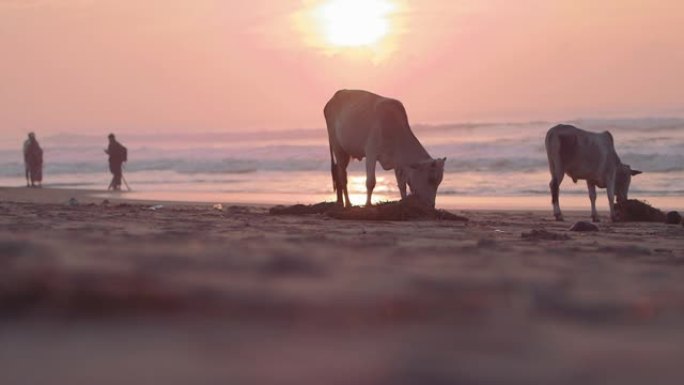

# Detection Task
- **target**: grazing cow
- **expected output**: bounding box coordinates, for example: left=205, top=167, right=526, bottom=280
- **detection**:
left=545, top=124, right=642, bottom=222
left=324, top=89, right=446, bottom=208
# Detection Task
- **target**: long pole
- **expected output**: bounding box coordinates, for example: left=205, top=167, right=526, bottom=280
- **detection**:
left=122, top=173, right=131, bottom=191
left=121, top=164, right=131, bottom=191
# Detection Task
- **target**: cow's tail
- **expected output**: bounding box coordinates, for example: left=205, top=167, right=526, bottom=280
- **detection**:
left=544, top=127, right=560, bottom=175
left=324, top=101, right=339, bottom=193
left=545, top=126, right=565, bottom=205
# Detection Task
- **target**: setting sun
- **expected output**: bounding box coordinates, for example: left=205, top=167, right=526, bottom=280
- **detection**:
left=315, top=0, right=396, bottom=47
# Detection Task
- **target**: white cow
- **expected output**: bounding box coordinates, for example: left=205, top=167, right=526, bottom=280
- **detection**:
left=545, top=124, right=642, bottom=222
left=324, top=89, right=446, bottom=208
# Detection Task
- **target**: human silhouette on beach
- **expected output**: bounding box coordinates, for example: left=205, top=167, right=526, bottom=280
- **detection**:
left=105, top=133, right=127, bottom=191
left=23, top=132, right=43, bottom=188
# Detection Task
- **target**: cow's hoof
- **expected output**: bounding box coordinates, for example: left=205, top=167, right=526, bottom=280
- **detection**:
left=554, top=215, right=564, bottom=222
left=592, top=217, right=601, bottom=223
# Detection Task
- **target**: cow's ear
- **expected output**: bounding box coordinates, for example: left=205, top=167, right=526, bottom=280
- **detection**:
left=631, top=169, right=643, bottom=176
left=432, top=157, right=446, bottom=168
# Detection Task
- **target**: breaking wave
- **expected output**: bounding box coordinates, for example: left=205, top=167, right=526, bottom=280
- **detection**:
left=1, top=118, right=683, bottom=197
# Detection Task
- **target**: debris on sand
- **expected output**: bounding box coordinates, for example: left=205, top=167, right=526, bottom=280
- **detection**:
left=665, top=211, right=682, bottom=225
left=614, top=199, right=666, bottom=222
left=569, top=221, right=599, bottom=232
left=270, top=196, right=468, bottom=222
left=521, top=229, right=570, bottom=241
left=269, top=202, right=339, bottom=216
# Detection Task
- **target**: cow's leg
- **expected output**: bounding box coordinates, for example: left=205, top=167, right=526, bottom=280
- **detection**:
left=331, top=159, right=341, bottom=204
left=25, top=167, right=30, bottom=187
left=606, top=176, right=617, bottom=222
left=333, top=166, right=343, bottom=206
left=365, top=157, right=377, bottom=207
left=331, top=148, right=351, bottom=207
left=549, top=173, right=564, bottom=221
left=395, top=168, right=407, bottom=199
left=336, top=154, right=351, bottom=208
left=343, top=186, right=350, bottom=208
left=587, top=181, right=600, bottom=222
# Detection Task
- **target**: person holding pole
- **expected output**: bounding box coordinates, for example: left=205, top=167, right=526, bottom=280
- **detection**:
left=105, top=133, right=127, bottom=191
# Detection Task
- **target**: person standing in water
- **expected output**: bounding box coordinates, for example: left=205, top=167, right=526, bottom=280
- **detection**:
left=23, top=132, right=43, bottom=187
left=105, top=133, right=127, bottom=190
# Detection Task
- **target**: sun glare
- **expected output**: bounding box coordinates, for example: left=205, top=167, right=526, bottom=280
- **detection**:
left=316, top=0, right=396, bottom=47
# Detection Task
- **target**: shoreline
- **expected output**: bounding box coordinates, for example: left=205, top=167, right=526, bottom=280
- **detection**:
left=2, top=185, right=682, bottom=213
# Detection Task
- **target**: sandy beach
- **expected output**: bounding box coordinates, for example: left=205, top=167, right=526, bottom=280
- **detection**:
left=0, top=186, right=683, bottom=384
left=4, top=0, right=684, bottom=383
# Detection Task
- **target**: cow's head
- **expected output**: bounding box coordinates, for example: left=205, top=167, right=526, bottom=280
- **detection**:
left=615, top=164, right=642, bottom=202
left=405, top=157, right=446, bottom=208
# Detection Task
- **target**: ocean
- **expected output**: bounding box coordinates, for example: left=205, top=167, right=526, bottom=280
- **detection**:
left=2, top=118, right=683, bottom=210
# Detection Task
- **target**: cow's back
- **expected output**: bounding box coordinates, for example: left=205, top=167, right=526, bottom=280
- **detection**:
left=546, top=124, right=619, bottom=183
left=325, top=90, right=386, bottom=159
left=324, top=90, right=424, bottom=166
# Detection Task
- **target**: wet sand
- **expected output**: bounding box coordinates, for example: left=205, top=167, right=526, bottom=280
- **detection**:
left=1, top=186, right=684, bottom=385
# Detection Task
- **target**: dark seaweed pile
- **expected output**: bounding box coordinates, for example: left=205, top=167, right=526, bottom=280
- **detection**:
left=614, top=199, right=666, bottom=222
left=268, top=202, right=339, bottom=216
left=270, top=196, right=468, bottom=222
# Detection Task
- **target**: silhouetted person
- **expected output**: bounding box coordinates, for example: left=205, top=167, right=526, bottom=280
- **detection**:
left=23, top=132, right=43, bottom=187
left=105, top=133, right=127, bottom=190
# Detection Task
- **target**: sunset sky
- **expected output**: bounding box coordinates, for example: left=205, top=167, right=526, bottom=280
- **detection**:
left=1, top=0, right=683, bottom=137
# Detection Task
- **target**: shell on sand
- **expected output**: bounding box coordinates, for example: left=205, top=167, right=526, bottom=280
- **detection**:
left=569, top=221, right=599, bottom=232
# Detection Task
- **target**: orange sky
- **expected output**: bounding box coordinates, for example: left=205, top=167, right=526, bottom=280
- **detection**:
left=1, top=0, right=683, bottom=137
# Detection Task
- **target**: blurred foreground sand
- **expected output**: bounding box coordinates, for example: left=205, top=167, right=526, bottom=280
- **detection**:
left=1, top=187, right=683, bottom=385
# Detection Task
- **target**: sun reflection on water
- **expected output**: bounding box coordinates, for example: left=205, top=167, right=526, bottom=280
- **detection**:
left=336, top=175, right=393, bottom=206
